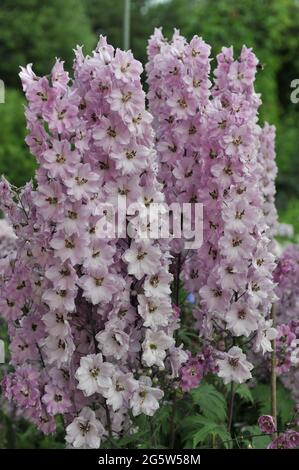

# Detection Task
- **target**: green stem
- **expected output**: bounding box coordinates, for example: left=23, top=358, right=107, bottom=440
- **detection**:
left=227, top=382, right=235, bottom=435
left=271, top=303, right=278, bottom=440
left=104, top=403, right=113, bottom=439
left=149, top=417, right=157, bottom=449
left=169, top=393, right=177, bottom=449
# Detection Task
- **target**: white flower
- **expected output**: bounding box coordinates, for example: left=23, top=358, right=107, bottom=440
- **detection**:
left=0, top=219, right=16, bottom=240
left=82, top=241, right=115, bottom=271
left=130, top=376, right=164, bottom=416
left=254, top=319, right=278, bottom=354
left=44, top=334, right=75, bottom=367
left=65, top=407, right=104, bottom=448
left=110, top=143, right=150, bottom=175
left=142, top=330, right=174, bottom=368
left=137, top=295, right=171, bottom=330
left=225, top=303, right=259, bottom=337
left=167, top=344, right=189, bottom=378
left=217, top=346, right=253, bottom=384
left=103, top=372, right=138, bottom=411
left=96, top=326, right=129, bottom=360
left=43, top=311, right=70, bottom=337
left=143, top=270, right=172, bottom=298
left=123, top=241, right=161, bottom=280
left=75, top=353, right=114, bottom=396
left=80, top=269, right=118, bottom=305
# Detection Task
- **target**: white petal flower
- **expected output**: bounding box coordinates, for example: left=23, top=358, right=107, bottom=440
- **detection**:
left=130, top=376, right=164, bottom=416
left=217, top=346, right=253, bottom=384
left=75, top=353, right=115, bottom=396
left=142, top=330, right=174, bottom=368
left=65, top=407, right=105, bottom=449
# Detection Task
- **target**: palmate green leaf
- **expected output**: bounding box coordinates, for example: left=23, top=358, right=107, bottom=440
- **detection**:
left=276, top=382, right=296, bottom=425
left=191, top=382, right=227, bottom=422
left=234, top=384, right=254, bottom=403
left=193, top=423, right=217, bottom=448
left=179, top=383, right=229, bottom=449
left=180, top=414, right=207, bottom=432
left=191, top=417, right=231, bottom=448
left=154, top=404, right=172, bottom=440
left=180, top=415, right=211, bottom=447
left=212, top=426, right=231, bottom=448
left=251, top=381, right=295, bottom=426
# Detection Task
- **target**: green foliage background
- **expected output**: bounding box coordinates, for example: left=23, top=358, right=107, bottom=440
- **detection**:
left=0, top=0, right=298, bottom=449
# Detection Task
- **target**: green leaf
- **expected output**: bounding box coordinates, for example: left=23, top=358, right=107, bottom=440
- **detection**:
left=241, top=425, right=271, bottom=449
left=252, top=381, right=295, bottom=426
left=191, top=382, right=227, bottom=422
left=192, top=419, right=231, bottom=448
left=234, top=384, right=254, bottom=403
left=193, top=423, right=217, bottom=448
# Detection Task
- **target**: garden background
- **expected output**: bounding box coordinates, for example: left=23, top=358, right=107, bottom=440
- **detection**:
left=0, top=0, right=298, bottom=448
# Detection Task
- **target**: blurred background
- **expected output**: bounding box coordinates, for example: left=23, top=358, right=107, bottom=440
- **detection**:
left=0, top=0, right=298, bottom=448
left=0, top=0, right=298, bottom=232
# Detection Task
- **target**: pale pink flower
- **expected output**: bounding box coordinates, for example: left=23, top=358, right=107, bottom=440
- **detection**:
left=64, top=163, right=99, bottom=201
left=80, top=269, right=119, bottom=305
left=65, top=407, right=105, bottom=449
left=217, top=346, right=253, bottom=384
left=75, top=354, right=114, bottom=397
left=130, top=377, right=164, bottom=417
left=123, top=241, right=162, bottom=280
left=142, top=330, right=175, bottom=368
left=96, top=326, right=130, bottom=360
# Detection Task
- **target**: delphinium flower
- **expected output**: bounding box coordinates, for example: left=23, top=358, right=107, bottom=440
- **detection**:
left=147, top=33, right=279, bottom=386
left=246, top=245, right=299, bottom=394
left=257, top=123, right=278, bottom=239
left=180, top=346, right=218, bottom=392
left=217, top=346, right=253, bottom=384
left=267, top=430, right=299, bottom=449
left=274, top=244, right=299, bottom=324
left=275, top=322, right=298, bottom=374
left=0, top=37, right=187, bottom=448
left=271, top=245, right=299, bottom=400
left=146, top=28, right=214, bottom=376
left=196, top=46, right=277, bottom=384
left=258, top=415, right=276, bottom=434
left=65, top=407, right=105, bottom=449
left=0, top=218, right=16, bottom=278
left=146, top=28, right=211, bottom=213
left=146, top=28, right=211, bottom=265
left=263, top=406, right=299, bottom=450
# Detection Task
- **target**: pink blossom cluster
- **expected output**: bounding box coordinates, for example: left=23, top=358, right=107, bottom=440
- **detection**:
left=275, top=322, right=298, bottom=375
left=268, top=430, right=299, bottom=449
left=146, top=29, right=211, bottom=294
left=146, top=31, right=278, bottom=386
left=146, top=29, right=211, bottom=216
left=146, top=29, right=217, bottom=389
left=274, top=244, right=299, bottom=323
left=180, top=346, right=218, bottom=392
left=0, top=218, right=16, bottom=276
left=258, top=414, right=299, bottom=449
left=0, top=30, right=282, bottom=446
left=257, top=123, right=278, bottom=238
left=0, top=37, right=188, bottom=448
left=195, top=46, right=277, bottom=383
left=273, top=245, right=299, bottom=400
left=147, top=31, right=279, bottom=384
left=247, top=245, right=299, bottom=395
